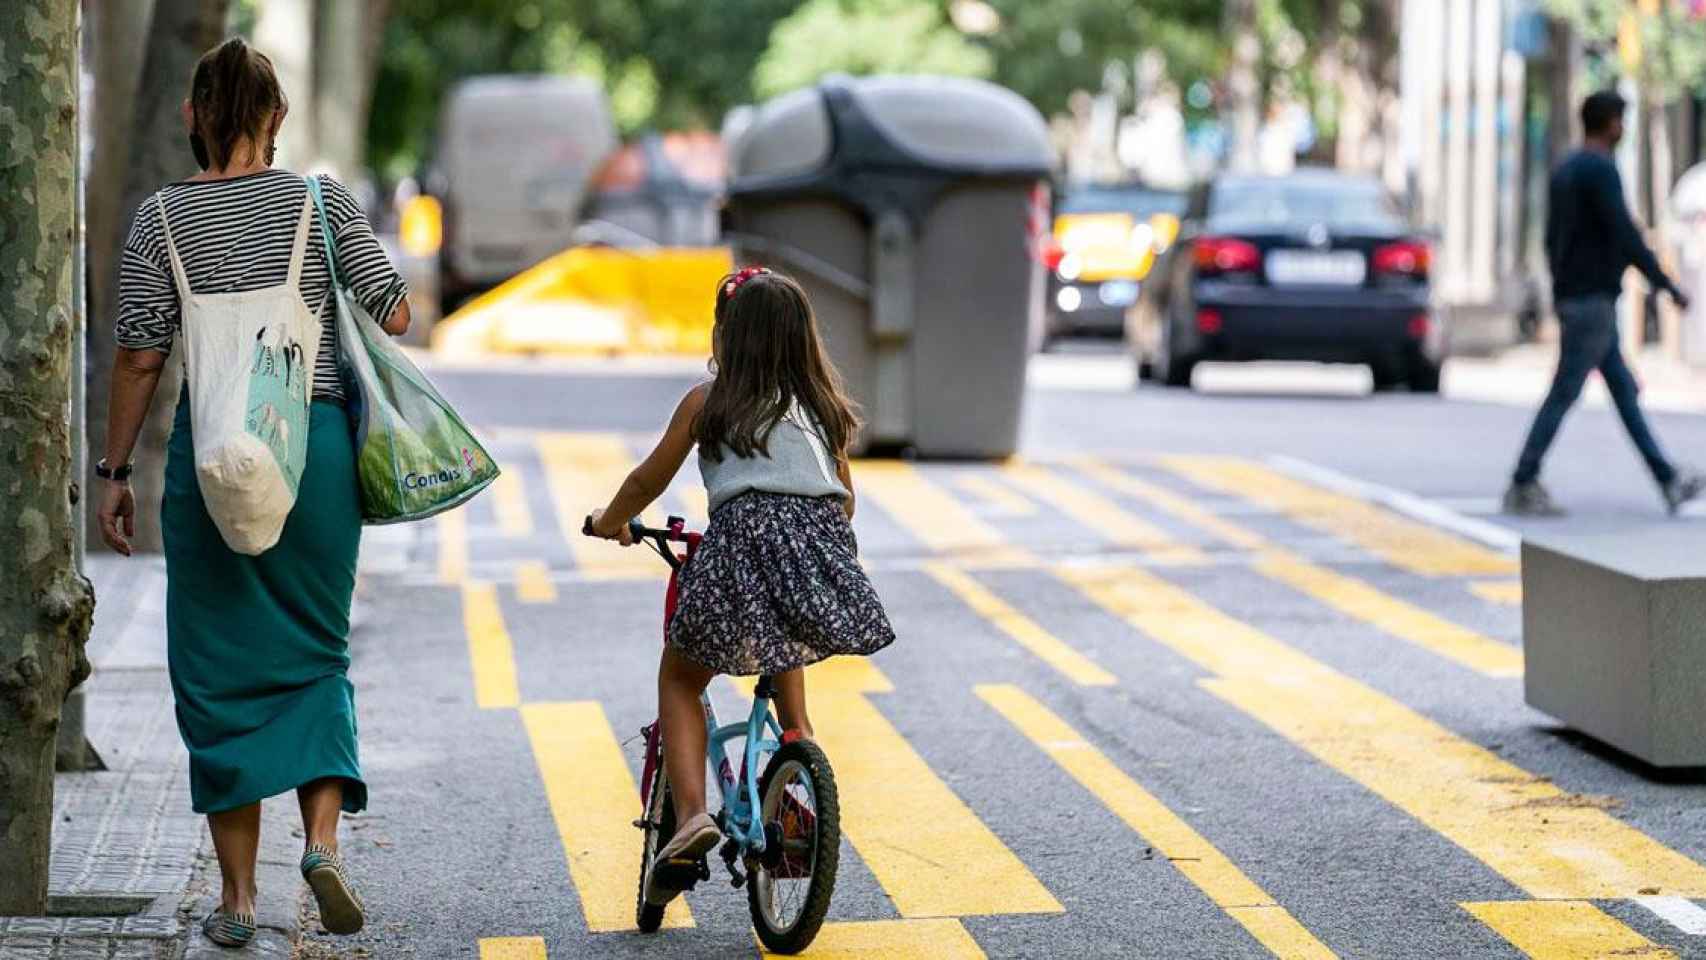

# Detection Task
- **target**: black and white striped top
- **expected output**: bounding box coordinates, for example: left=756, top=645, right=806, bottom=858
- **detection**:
left=116, top=168, right=408, bottom=403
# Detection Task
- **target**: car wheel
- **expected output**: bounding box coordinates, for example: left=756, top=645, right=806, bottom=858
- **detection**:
left=1407, top=359, right=1442, bottom=394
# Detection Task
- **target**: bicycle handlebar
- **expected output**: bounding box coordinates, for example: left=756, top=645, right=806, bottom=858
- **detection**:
left=580, top=516, right=686, bottom=543
left=581, top=514, right=693, bottom=570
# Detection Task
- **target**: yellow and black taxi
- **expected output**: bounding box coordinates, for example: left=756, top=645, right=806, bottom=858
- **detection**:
left=1040, top=183, right=1185, bottom=344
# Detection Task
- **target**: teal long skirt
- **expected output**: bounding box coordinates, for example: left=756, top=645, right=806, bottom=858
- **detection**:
left=163, top=395, right=367, bottom=815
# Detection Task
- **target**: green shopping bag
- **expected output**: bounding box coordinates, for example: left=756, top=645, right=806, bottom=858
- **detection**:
left=308, top=177, right=499, bottom=522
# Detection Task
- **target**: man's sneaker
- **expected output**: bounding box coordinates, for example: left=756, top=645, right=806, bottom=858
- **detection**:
left=1503, top=481, right=1565, bottom=517
left=644, top=813, right=720, bottom=906
left=1663, top=470, right=1706, bottom=515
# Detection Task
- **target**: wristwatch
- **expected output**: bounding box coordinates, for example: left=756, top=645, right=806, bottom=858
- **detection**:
left=95, top=458, right=134, bottom=482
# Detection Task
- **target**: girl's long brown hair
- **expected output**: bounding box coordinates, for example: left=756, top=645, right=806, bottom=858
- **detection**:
left=190, top=38, right=286, bottom=170
left=695, top=270, right=860, bottom=463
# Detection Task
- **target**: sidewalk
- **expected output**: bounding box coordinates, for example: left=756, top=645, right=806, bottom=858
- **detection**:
left=1446, top=342, right=1706, bottom=414
left=0, top=534, right=412, bottom=958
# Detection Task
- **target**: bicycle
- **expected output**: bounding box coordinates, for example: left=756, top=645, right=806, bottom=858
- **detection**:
left=582, top=515, right=841, bottom=954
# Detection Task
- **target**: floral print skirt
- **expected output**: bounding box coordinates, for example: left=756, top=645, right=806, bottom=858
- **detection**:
left=667, top=492, right=895, bottom=677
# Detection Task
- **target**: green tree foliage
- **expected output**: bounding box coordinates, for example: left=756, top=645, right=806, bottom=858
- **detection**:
left=979, top=0, right=1221, bottom=117
left=752, top=0, right=992, bottom=99
left=367, top=0, right=796, bottom=180
left=1544, top=0, right=1706, bottom=96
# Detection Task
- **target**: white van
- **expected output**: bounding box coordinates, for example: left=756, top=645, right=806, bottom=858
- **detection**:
left=435, top=75, right=616, bottom=304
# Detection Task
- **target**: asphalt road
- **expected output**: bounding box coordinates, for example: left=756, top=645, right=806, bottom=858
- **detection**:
left=298, top=348, right=1706, bottom=959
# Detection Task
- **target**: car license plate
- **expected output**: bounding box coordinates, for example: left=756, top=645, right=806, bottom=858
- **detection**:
left=1265, top=250, right=1366, bottom=286
left=1099, top=280, right=1139, bottom=306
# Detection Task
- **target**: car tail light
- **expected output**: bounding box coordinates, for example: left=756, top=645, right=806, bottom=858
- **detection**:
left=1040, top=237, right=1066, bottom=272
left=1196, top=309, right=1224, bottom=335
left=1407, top=313, right=1431, bottom=339
left=1194, top=237, right=1261, bottom=275
left=1373, top=241, right=1431, bottom=278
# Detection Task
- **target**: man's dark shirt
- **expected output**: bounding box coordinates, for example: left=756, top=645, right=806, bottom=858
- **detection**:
left=1546, top=148, right=1674, bottom=302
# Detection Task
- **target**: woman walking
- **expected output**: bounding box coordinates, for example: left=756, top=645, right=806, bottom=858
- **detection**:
left=97, top=38, right=410, bottom=947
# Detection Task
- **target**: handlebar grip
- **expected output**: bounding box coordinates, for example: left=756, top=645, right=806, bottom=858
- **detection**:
left=582, top=516, right=652, bottom=541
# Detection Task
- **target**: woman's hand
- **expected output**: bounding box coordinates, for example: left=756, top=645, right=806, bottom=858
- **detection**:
left=99, top=480, right=137, bottom=556
left=588, top=508, right=635, bottom=546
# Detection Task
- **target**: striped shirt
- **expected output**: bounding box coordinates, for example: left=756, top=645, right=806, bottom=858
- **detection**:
left=116, top=168, right=408, bottom=403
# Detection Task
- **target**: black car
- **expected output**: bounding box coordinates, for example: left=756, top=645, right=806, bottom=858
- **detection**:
left=1129, top=169, right=1442, bottom=392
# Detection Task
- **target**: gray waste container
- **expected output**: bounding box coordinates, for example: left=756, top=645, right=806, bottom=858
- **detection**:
left=724, top=75, right=1054, bottom=458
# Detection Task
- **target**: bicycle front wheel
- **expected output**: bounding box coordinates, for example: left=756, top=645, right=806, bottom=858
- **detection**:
left=748, top=739, right=840, bottom=954
left=636, top=757, right=676, bottom=933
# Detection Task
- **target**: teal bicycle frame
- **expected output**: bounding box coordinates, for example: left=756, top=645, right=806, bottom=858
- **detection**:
left=704, top=676, right=785, bottom=856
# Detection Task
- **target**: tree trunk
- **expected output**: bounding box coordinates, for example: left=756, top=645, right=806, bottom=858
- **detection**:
left=83, top=0, right=157, bottom=552
left=256, top=0, right=316, bottom=170
left=314, top=0, right=389, bottom=181
left=0, top=0, right=98, bottom=916
left=116, top=0, right=227, bottom=554
left=1224, top=0, right=1262, bottom=172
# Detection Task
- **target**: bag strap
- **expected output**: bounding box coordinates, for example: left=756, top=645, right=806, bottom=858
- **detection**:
left=304, top=175, right=345, bottom=288
left=153, top=196, right=194, bottom=302
left=286, top=188, right=315, bottom=291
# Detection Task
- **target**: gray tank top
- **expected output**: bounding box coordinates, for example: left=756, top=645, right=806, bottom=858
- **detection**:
left=700, top=399, right=849, bottom=515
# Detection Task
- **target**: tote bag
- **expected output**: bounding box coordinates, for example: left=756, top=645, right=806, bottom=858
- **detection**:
left=306, top=177, right=499, bottom=522
left=163, top=190, right=320, bottom=554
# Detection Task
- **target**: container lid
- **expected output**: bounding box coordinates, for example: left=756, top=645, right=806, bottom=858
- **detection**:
left=733, top=74, right=1050, bottom=183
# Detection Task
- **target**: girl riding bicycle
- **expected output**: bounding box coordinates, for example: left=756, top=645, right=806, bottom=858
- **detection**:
left=588, top=267, right=895, bottom=907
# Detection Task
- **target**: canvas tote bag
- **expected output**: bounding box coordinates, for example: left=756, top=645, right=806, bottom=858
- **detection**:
left=306, top=176, right=498, bottom=522
left=159, top=185, right=321, bottom=554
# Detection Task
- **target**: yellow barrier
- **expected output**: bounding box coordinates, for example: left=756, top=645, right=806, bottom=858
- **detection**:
left=432, top=246, right=734, bottom=358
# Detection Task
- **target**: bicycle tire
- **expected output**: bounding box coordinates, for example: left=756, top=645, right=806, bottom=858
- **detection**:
left=748, top=739, right=840, bottom=954
left=635, top=759, right=676, bottom=933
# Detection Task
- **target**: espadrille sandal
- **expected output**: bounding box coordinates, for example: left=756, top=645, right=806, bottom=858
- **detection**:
left=300, top=843, right=366, bottom=934
left=201, top=910, right=257, bottom=947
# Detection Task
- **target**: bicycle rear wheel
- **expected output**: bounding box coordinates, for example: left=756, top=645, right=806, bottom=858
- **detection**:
left=636, top=757, right=676, bottom=933
left=748, top=739, right=839, bottom=954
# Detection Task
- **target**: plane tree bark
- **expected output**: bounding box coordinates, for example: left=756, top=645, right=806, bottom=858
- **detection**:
left=0, top=0, right=98, bottom=916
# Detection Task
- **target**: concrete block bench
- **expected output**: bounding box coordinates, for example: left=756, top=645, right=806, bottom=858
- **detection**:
left=1523, top=527, right=1706, bottom=768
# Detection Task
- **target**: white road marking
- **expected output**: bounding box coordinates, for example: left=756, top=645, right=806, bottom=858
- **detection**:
left=1635, top=895, right=1706, bottom=935
left=1265, top=455, right=1522, bottom=554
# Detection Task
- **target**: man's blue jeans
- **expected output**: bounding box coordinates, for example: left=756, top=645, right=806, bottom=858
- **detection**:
left=1513, top=294, right=1675, bottom=486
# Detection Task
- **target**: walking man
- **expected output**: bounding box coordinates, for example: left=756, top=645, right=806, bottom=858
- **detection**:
left=1505, top=91, right=1700, bottom=516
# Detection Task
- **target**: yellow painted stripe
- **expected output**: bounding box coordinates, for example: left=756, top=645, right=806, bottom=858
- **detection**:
left=535, top=433, right=665, bottom=580
left=1462, top=901, right=1679, bottom=959
left=853, top=460, right=1036, bottom=568
left=1073, top=458, right=1266, bottom=551
left=514, top=561, right=558, bottom=604
left=979, top=685, right=1336, bottom=960
left=954, top=473, right=1037, bottom=516
left=490, top=469, right=534, bottom=537
left=1058, top=563, right=1706, bottom=899
left=462, top=581, right=519, bottom=709
left=924, top=563, right=1116, bottom=686
left=478, top=936, right=547, bottom=960
left=437, top=504, right=469, bottom=585
left=1160, top=456, right=1517, bottom=576
left=675, top=484, right=710, bottom=527
left=1254, top=554, right=1524, bottom=678
left=1471, top=579, right=1523, bottom=606
left=1001, top=462, right=1206, bottom=564
left=810, top=668, right=1062, bottom=917
left=520, top=702, right=693, bottom=932
left=1078, top=459, right=1523, bottom=678
left=760, top=919, right=987, bottom=958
